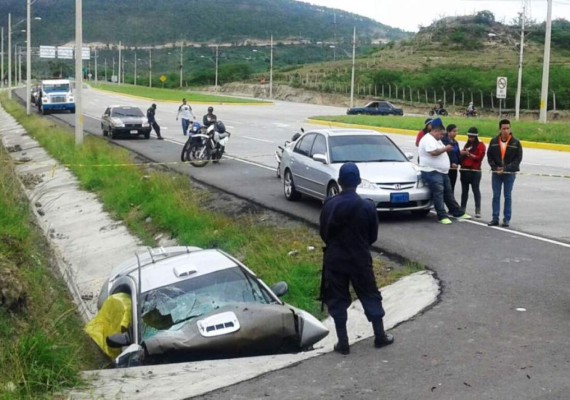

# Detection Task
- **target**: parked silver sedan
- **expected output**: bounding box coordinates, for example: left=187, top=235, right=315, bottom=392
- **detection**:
left=279, top=129, right=432, bottom=214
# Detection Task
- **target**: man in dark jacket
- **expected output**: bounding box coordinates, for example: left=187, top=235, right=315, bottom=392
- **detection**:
left=487, top=119, right=523, bottom=227
left=203, top=106, right=217, bottom=127
left=319, top=163, right=394, bottom=355
left=146, top=104, right=163, bottom=140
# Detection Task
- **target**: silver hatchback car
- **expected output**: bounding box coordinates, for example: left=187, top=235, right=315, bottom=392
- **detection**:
left=279, top=129, right=432, bottom=214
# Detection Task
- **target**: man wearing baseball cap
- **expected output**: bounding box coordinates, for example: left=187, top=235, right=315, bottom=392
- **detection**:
left=418, top=118, right=471, bottom=224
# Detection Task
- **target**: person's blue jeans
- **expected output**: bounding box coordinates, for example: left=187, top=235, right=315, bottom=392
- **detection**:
left=491, top=173, right=516, bottom=223
left=421, top=170, right=463, bottom=220
left=181, top=118, right=190, bottom=136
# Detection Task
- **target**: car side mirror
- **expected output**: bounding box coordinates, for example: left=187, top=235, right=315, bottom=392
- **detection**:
left=405, top=152, right=414, bottom=161
left=312, top=154, right=327, bottom=164
left=271, top=281, right=288, bottom=297
left=106, top=332, right=131, bottom=348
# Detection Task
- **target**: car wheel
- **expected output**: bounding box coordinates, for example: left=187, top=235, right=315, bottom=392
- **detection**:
left=102, top=125, right=108, bottom=137
left=284, top=169, right=301, bottom=201
left=144, top=131, right=150, bottom=139
left=111, top=129, right=118, bottom=139
left=327, top=182, right=340, bottom=198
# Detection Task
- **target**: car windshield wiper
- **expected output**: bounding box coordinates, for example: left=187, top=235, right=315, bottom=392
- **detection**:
left=365, top=159, right=404, bottom=162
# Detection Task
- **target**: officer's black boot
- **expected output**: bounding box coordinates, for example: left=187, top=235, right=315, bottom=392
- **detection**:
left=333, top=319, right=350, bottom=355
left=372, top=319, right=394, bottom=348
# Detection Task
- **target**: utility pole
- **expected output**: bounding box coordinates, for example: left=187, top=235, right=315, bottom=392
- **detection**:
left=149, top=48, right=152, bottom=88
left=350, top=27, right=356, bottom=108
left=515, top=1, right=527, bottom=121
left=539, top=0, right=553, bottom=123
left=215, top=44, right=219, bottom=89
left=134, top=51, right=137, bottom=86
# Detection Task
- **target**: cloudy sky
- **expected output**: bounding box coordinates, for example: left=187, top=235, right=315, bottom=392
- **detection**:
left=299, top=0, right=570, bottom=31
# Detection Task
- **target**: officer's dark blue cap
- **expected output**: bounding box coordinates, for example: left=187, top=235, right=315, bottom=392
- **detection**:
left=338, top=162, right=361, bottom=188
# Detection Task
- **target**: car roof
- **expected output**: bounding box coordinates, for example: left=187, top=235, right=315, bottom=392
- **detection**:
left=108, top=105, right=142, bottom=109
left=305, top=128, right=386, bottom=138
left=42, top=79, right=70, bottom=84
left=114, top=248, right=244, bottom=293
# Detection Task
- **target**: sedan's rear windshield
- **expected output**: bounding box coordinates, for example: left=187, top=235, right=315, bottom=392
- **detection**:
left=140, top=267, right=276, bottom=338
left=329, top=135, right=407, bottom=163
left=111, top=107, right=144, bottom=117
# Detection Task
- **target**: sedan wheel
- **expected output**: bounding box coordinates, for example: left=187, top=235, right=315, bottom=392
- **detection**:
left=284, top=170, right=301, bottom=201
left=327, top=182, right=340, bottom=198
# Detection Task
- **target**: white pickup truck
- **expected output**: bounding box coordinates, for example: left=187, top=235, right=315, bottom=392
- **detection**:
left=36, top=79, right=76, bottom=115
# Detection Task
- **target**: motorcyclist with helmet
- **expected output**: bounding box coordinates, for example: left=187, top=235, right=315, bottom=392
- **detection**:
left=203, top=106, right=217, bottom=127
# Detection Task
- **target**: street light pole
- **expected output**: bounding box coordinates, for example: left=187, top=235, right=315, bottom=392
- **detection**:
left=515, top=1, right=526, bottom=121
left=350, top=27, right=356, bottom=108
left=75, top=0, right=84, bottom=146
left=215, top=44, right=219, bottom=89
left=149, top=48, right=152, bottom=88
left=134, top=52, right=137, bottom=86
left=118, top=41, right=121, bottom=85
left=8, top=13, right=12, bottom=99
left=539, top=0, right=553, bottom=123
left=26, top=0, right=32, bottom=115
left=94, top=48, right=97, bottom=83
left=1, top=27, right=4, bottom=88
left=180, top=42, right=183, bottom=88
left=269, top=35, right=273, bottom=99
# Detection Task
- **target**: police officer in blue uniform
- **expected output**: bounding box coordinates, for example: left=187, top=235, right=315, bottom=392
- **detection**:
left=319, top=162, right=394, bottom=355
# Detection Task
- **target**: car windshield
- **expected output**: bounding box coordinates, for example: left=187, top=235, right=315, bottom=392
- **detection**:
left=111, top=107, right=144, bottom=117
left=43, top=84, right=69, bottom=93
left=140, top=266, right=276, bottom=339
left=329, top=135, right=407, bottom=163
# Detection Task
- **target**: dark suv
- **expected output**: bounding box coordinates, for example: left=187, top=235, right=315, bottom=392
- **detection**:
left=101, top=105, right=151, bottom=139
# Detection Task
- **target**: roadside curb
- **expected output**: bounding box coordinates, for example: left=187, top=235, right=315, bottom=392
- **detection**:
left=307, top=118, right=570, bottom=153
left=89, top=86, right=273, bottom=106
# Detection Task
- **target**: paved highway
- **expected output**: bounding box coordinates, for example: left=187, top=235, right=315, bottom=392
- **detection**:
left=17, top=87, right=570, bottom=399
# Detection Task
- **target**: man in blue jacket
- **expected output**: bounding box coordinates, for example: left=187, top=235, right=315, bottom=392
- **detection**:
left=319, top=163, right=394, bottom=355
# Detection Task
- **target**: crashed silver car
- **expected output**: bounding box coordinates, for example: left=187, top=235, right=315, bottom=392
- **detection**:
left=93, top=246, right=329, bottom=367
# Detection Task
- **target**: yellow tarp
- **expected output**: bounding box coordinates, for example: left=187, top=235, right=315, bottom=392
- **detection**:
left=85, top=293, right=132, bottom=359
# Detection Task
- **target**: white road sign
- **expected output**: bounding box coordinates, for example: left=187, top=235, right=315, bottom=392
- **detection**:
left=39, top=45, right=56, bottom=59
left=82, top=47, right=91, bottom=60
left=496, top=76, right=507, bottom=99
left=58, top=47, right=74, bottom=59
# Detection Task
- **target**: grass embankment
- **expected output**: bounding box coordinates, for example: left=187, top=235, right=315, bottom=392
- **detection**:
left=91, top=83, right=268, bottom=104
left=0, top=95, right=423, bottom=391
left=312, top=115, right=570, bottom=145
left=0, top=123, right=106, bottom=398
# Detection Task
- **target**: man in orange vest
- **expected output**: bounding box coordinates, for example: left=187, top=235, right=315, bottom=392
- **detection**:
left=486, top=119, right=523, bottom=227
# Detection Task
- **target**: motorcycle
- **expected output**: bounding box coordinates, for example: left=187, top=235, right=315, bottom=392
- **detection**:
left=181, top=122, right=203, bottom=162
left=184, top=121, right=230, bottom=168
left=275, top=128, right=303, bottom=178
left=429, top=107, right=448, bottom=117
left=465, top=109, right=478, bottom=117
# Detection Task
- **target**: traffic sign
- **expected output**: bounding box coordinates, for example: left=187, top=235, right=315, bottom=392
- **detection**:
left=160, top=75, right=167, bottom=83
left=496, top=76, right=507, bottom=99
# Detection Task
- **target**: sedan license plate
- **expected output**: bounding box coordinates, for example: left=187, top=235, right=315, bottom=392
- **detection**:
left=390, top=192, right=409, bottom=204
left=130, top=130, right=138, bottom=134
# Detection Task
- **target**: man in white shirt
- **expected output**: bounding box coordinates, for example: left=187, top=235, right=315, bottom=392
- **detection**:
left=176, top=98, right=196, bottom=136
left=418, top=118, right=471, bottom=225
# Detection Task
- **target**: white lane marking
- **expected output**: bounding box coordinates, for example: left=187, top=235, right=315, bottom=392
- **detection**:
left=463, top=218, right=570, bottom=248
left=273, top=123, right=290, bottom=128
left=223, top=154, right=275, bottom=171
left=242, top=136, right=275, bottom=144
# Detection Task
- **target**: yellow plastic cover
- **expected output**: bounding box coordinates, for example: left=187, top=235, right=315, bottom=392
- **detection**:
left=84, top=293, right=132, bottom=359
